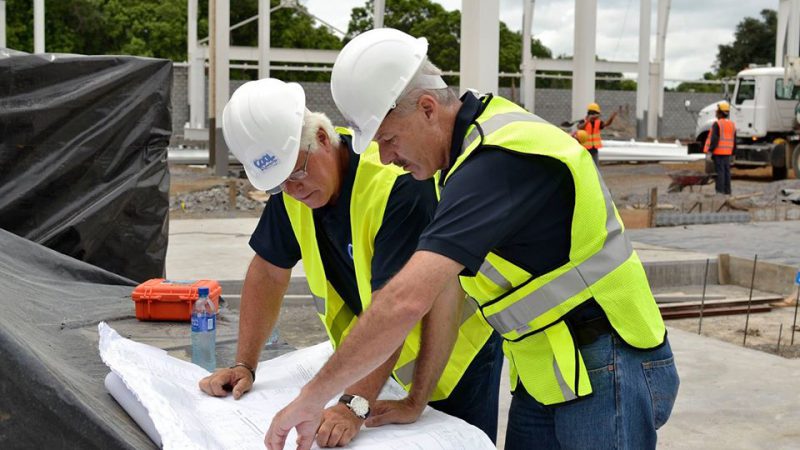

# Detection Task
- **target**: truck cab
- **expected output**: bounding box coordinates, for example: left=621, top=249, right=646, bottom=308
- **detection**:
left=731, top=67, right=798, bottom=138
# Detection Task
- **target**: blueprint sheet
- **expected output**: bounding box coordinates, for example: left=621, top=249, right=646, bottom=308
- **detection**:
left=98, top=322, right=494, bottom=449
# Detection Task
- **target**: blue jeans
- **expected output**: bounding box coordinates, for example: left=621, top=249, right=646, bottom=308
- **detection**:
left=713, top=155, right=732, bottom=194
left=429, top=331, right=504, bottom=443
left=505, top=332, right=679, bottom=450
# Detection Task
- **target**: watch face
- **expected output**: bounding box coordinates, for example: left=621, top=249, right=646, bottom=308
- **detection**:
left=350, top=396, right=370, bottom=417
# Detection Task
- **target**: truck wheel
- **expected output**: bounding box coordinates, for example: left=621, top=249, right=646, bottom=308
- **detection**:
left=771, top=143, right=788, bottom=180
left=794, top=144, right=800, bottom=180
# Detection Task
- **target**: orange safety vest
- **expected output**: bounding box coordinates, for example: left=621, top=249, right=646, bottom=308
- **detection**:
left=703, top=118, right=735, bottom=156
left=582, top=118, right=602, bottom=150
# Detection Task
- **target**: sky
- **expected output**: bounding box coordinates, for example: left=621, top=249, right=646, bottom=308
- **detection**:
left=303, top=0, right=771, bottom=81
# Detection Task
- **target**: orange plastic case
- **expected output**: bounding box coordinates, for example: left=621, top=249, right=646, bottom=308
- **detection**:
left=131, top=279, right=221, bottom=321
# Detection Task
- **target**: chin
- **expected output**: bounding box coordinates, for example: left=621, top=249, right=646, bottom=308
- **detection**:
left=410, top=167, right=435, bottom=181
left=303, top=193, right=327, bottom=209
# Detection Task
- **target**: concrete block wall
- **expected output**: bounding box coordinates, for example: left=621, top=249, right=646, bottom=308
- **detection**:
left=169, top=68, right=726, bottom=145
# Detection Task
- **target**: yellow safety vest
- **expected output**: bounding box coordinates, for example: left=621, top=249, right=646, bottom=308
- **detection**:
left=284, top=128, right=493, bottom=401
left=441, top=97, right=665, bottom=405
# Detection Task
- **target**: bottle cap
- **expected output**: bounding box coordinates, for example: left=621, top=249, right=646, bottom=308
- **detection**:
left=198, top=287, right=210, bottom=297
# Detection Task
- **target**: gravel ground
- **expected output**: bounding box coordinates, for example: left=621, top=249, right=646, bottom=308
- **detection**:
left=168, top=160, right=800, bottom=220
left=169, top=164, right=265, bottom=219
left=601, top=161, right=800, bottom=215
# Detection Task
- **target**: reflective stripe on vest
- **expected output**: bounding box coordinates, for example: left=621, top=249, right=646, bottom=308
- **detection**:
left=285, top=130, right=493, bottom=401
left=312, top=294, right=355, bottom=342
left=703, top=118, right=736, bottom=155
left=445, top=96, right=665, bottom=405
left=583, top=119, right=602, bottom=149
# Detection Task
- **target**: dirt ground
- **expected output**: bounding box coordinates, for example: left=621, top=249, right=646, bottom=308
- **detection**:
left=168, top=160, right=800, bottom=360
left=668, top=304, right=800, bottom=358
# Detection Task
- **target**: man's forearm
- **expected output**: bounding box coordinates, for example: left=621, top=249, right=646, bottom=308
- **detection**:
left=342, top=346, right=403, bottom=403
left=408, top=278, right=464, bottom=405
left=301, top=251, right=463, bottom=405
left=236, top=255, right=290, bottom=368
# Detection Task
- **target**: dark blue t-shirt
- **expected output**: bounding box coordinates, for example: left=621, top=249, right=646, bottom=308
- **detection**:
left=249, top=135, right=437, bottom=316
left=417, top=93, right=576, bottom=279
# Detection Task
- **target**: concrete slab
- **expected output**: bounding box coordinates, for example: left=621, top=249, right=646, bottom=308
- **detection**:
left=166, top=218, right=306, bottom=293
left=658, top=327, right=800, bottom=449
left=628, top=221, right=800, bottom=268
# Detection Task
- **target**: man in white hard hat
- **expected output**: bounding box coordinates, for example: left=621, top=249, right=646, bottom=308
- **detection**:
left=267, top=29, right=679, bottom=450
left=198, top=78, right=503, bottom=447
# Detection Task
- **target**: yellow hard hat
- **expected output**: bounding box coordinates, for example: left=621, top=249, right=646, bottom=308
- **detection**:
left=575, top=129, right=589, bottom=144
left=587, top=102, right=601, bottom=113
left=717, top=101, right=730, bottom=113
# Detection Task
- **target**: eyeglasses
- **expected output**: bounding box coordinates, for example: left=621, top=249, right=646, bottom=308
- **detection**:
left=266, top=146, right=311, bottom=195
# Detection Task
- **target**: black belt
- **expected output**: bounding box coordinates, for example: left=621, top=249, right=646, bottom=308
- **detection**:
left=571, top=314, right=612, bottom=346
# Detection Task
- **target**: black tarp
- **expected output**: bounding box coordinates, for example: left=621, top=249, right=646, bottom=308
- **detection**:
left=0, top=53, right=171, bottom=282
left=0, top=228, right=291, bottom=448
left=0, top=228, right=152, bottom=449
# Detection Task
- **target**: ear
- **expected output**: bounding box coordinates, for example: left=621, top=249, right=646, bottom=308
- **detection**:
left=317, top=127, right=330, bottom=150
left=418, top=94, right=437, bottom=120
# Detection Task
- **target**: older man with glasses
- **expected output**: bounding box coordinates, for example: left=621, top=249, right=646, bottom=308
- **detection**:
left=198, top=78, right=502, bottom=447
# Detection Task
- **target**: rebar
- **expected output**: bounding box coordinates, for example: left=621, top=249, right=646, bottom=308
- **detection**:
left=792, top=284, right=800, bottom=346
left=777, top=323, right=783, bottom=354
left=743, top=255, right=758, bottom=347
left=698, top=258, right=710, bottom=335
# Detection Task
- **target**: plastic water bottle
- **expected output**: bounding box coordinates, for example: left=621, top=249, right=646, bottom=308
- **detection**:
left=191, top=287, right=216, bottom=371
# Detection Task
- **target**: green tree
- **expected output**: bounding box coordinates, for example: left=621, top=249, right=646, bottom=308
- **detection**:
left=675, top=72, right=727, bottom=94
left=346, top=0, right=551, bottom=86
left=715, top=9, right=776, bottom=77
left=224, top=0, right=343, bottom=81
left=6, top=0, right=186, bottom=60
left=5, top=0, right=342, bottom=81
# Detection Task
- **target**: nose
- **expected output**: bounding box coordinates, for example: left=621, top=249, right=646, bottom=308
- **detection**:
left=378, top=145, right=394, bottom=166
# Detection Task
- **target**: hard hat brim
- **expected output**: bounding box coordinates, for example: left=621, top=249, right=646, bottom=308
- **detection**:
left=351, top=119, right=379, bottom=155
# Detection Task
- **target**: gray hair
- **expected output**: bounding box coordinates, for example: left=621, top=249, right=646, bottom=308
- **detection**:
left=393, top=59, right=459, bottom=116
left=300, top=110, right=341, bottom=152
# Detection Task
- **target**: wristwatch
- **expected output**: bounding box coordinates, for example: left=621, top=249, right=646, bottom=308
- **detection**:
left=338, top=394, right=370, bottom=419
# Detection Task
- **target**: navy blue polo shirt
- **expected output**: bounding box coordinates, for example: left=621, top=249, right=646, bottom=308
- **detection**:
left=250, top=134, right=437, bottom=316
left=417, top=92, right=576, bottom=279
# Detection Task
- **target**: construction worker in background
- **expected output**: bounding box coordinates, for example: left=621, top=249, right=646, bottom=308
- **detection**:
left=576, top=102, right=617, bottom=165
left=198, top=78, right=502, bottom=447
left=703, top=101, right=736, bottom=195
left=267, top=28, right=679, bottom=450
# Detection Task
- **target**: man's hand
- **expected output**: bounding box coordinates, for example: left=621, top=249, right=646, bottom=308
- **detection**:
left=365, top=397, right=425, bottom=428
left=198, top=366, right=253, bottom=400
left=315, top=403, right=364, bottom=447
left=265, top=393, right=323, bottom=450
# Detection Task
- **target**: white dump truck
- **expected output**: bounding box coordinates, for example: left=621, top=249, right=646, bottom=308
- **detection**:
left=692, top=65, right=800, bottom=180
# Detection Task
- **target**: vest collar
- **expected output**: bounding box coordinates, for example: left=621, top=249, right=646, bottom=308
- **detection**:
left=315, top=134, right=359, bottom=213
left=442, top=91, right=489, bottom=186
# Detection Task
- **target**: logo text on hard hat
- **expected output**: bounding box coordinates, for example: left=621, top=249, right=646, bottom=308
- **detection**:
left=253, top=153, right=279, bottom=171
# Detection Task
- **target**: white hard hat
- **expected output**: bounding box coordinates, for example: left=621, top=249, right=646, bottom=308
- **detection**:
left=330, top=28, right=429, bottom=154
left=222, top=78, right=305, bottom=192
